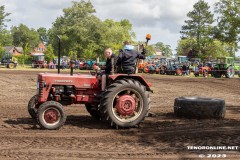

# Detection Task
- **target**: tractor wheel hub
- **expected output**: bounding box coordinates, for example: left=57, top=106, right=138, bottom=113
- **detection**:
left=44, top=109, right=59, bottom=124
left=116, top=95, right=136, bottom=116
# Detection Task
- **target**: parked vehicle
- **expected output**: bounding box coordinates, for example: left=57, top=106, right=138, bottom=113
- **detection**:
left=165, top=60, right=182, bottom=76
left=80, top=59, right=96, bottom=70
left=32, top=54, right=47, bottom=68
left=212, top=57, right=235, bottom=78
left=194, top=62, right=213, bottom=77
left=0, top=53, right=18, bottom=69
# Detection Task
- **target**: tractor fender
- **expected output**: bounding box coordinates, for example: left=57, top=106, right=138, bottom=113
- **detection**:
left=108, top=74, right=152, bottom=92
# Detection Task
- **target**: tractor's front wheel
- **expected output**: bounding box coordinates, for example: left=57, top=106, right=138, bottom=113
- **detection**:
left=37, top=101, right=66, bottom=130
left=8, top=63, right=15, bottom=69
left=85, top=104, right=101, bottom=120
left=100, top=79, right=150, bottom=128
left=28, top=95, right=39, bottom=119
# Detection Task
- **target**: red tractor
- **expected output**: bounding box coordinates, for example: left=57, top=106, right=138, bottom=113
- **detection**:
left=28, top=36, right=152, bottom=130
left=194, top=62, right=213, bottom=77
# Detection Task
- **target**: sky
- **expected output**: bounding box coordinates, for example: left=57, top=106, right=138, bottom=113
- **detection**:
left=1, top=0, right=238, bottom=55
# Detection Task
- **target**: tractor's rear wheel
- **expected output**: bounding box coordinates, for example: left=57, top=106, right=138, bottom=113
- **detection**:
left=37, top=101, right=66, bottom=130
left=85, top=104, right=101, bottom=120
left=100, top=79, right=150, bottom=128
left=226, top=66, right=235, bottom=78
left=213, top=69, right=221, bottom=78
left=28, top=95, right=39, bottom=119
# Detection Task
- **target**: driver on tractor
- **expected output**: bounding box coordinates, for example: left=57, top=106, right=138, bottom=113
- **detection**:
left=94, top=48, right=117, bottom=92
left=117, top=41, right=146, bottom=74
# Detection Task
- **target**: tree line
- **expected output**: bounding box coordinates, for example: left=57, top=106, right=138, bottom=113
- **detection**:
left=0, top=0, right=239, bottom=62
left=178, top=0, right=239, bottom=59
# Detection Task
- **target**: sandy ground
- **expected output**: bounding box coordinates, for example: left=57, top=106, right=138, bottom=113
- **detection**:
left=0, top=70, right=240, bottom=159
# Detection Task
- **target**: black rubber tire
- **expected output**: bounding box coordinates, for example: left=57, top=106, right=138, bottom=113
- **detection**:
left=212, top=69, right=222, bottom=78
left=37, top=101, right=66, bottom=130
left=100, top=79, right=150, bottom=128
left=174, top=97, right=225, bottom=119
left=28, top=95, right=39, bottom=119
left=226, top=66, right=235, bottom=78
left=85, top=104, right=101, bottom=120
left=194, top=72, right=199, bottom=77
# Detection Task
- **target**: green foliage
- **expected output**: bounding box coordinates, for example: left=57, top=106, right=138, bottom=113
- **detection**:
left=0, top=45, right=6, bottom=59
left=176, top=38, right=198, bottom=56
left=145, top=45, right=156, bottom=56
left=0, top=29, right=12, bottom=46
left=11, top=24, right=40, bottom=50
left=100, top=19, right=135, bottom=52
left=48, top=1, right=135, bottom=59
left=214, top=0, right=240, bottom=56
left=202, top=40, right=230, bottom=59
left=13, top=55, right=32, bottom=65
left=181, top=0, right=214, bottom=54
left=37, top=27, right=49, bottom=44
left=0, top=5, right=10, bottom=31
left=176, top=38, right=230, bottom=59
left=44, top=44, right=55, bottom=63
left=0, top=5, right=12, bottom=46
left=69, top=50, right=78, bottom=60
left=155, top=42, right=173, bottom=57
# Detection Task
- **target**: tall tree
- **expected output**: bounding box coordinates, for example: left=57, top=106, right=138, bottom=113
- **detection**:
left=180, top=0, right=214, bottom=55
left=11, top=24, right=40, bottom=50
left=37, top=27, right=49, bottom=44
left=214, top=0, right=240, bottom=56
left=0, top=29, right=12, bottom=46
left=48, top=1, right=102, bottom=57
left=101, top=19, right=136, bottom=53
left=155, top=42, right=173, bottom=57
left=48, top=1, right=135, bottom=59
left=44, top=44, right=55, bottom=63
left=0, top=5, right=12, bottom=46
left=0, top=5, right=10, bottom=31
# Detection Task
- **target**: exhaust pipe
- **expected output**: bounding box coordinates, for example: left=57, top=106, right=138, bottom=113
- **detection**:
left=57, top=35, right=61, bottom=74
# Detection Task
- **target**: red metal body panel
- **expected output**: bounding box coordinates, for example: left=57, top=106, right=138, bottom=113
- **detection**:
left=38, top=73, right=98, bottom=103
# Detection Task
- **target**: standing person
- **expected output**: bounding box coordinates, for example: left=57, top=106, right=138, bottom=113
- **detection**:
left=62, top=60, right=67, bottom=70
left=186, top=62, right=190, bottom=76
left=116, top=41, right=146, bottom=74
left=182, top=63, right=187, bottom=76
left=53, top=59, right=56, bottom=69
left=75, top=60, right=80, bottom=70
left=94, top=48, right=117, bottom=92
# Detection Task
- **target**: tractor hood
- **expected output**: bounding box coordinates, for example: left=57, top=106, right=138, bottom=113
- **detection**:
left=37, top=73, right=98, bottom=89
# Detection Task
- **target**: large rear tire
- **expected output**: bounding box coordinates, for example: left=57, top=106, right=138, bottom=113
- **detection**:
left=174, top=97, right=225, bottom=119
left=37, top=101, right=66, bottom=130
left=85, top=104, right=101, bottom=120
left=100, top=79, right=150, bottom=128
left=212, top=69, right=222, bottom=78
left=28, top=95, right=39, bottom=119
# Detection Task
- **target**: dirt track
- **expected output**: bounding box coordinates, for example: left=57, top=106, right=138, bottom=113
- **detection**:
left=0, top=70, right=240, bottom=159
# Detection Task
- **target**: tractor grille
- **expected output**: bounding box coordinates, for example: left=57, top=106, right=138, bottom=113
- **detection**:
left=38, top=80, right=44, bottom=96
